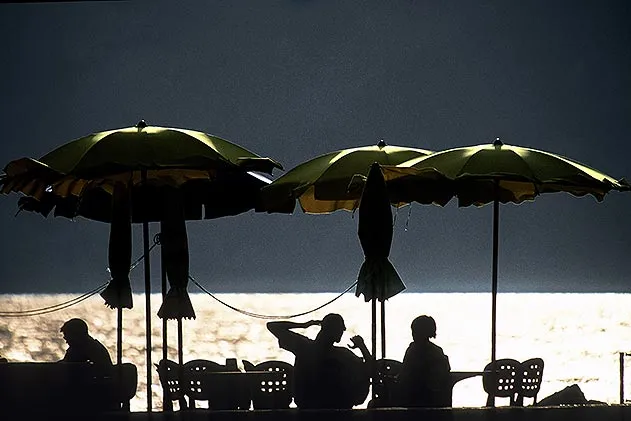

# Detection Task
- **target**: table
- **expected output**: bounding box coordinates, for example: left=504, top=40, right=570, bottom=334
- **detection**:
left=0, top=362, right=135, bottom=413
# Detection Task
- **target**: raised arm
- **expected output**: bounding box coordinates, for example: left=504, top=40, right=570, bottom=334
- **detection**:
left=266, top=320, right=320, bottom=339
left=349, top=335, right=374, bottom=370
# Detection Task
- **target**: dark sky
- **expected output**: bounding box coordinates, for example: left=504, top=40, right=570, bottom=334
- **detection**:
left=0, top=0, right=629, bottom=294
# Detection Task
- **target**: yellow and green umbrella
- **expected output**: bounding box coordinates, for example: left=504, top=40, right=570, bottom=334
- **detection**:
left=260, top=139, right=433, bottom=214
left=260, top=140, right=440, bottom=374
left=382, top=138, right=629, bottom=395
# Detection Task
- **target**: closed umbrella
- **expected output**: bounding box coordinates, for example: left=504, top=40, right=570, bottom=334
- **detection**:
left=382, top=138, right=629, bottom=405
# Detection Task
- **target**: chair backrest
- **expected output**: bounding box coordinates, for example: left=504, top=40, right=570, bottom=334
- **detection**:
left=182, top=359, right=249, bottom=410
left=372, top=359, right=402, bottom=407
left=243, top=360, right=294, bottom=409
left=482, top=358, right=521, bottom=406
left=155, top=359, right=187, bottom=411
left=517, top=358, right=544, bottom=405
left=112, top=363, right=138, bottom=411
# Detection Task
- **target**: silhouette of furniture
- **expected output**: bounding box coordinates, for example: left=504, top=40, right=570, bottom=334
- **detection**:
left=156, top=359, right=188, bottom=411
left=182, top=359, right=250, bottom=410
left=100, top=363, right=138, bottom=411
left=370, top=358, right=482, bottom=408
left=371, top=358, right=402, bottom=407
left=516, top=358, right=544, bottom=406
left=483, top=358, right=544, bottom=406
left=0, top=362, right=137, bottom=414
left=243, top=360, right=294, bottom=409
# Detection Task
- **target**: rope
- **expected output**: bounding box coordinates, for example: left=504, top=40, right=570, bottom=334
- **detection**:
left=0, top=242, right=158, bottom=318
left=190, top=275, right=358, bottom=320
left=0, top=282, right=108, bottom=317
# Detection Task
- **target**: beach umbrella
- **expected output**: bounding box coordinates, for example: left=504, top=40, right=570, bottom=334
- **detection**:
left=260, top=140, right=439, bottom=369
left=0, top=120, right=282, bottom=411
left=356, top=163, right=403, bottom=397
left=382, top=138, right=630, bottom=400
left=261, top=139, right=433, bottom=214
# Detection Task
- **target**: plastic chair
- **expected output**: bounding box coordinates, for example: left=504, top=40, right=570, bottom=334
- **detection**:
left=371, top=359, right=402, bottom=407
left=482, top=358, right=521, bottom=406
left=182, top=359, right=250, bottom=410
left=243, top=360, right=294, bottom=409
left=110, top=363, right=138, bottom=411
left=516, top=358, right=544, bottom=406
left=155, top=359, right=187, bottom=411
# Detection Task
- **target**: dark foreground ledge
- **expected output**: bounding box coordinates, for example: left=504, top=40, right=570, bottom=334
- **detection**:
left=11, top=405, right=631, bottom=421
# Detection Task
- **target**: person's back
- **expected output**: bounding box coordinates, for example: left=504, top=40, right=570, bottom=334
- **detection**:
left=267, top=314, right=371, bottom=409
left=60, top=318, right=113, bottom=374
left=396, top=315, right=451, bottom=407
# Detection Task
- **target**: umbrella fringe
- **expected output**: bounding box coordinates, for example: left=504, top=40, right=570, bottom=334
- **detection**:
left=157, top=287, right=196, bottom=320
left=100, top=278, right=133, bottom=309
left=355, top=257, right=405, bottom=302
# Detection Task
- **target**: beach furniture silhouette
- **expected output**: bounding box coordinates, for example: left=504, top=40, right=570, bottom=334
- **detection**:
left=156, top=359, right=188, bottom=411
left=516, top=358, right=544, bottom=406
left=483, top=358, right=521, bottom=406
left=483, top=358, right=544, bottom=406
left=182, top=359, right=250, bottom=410
left=243, top=360, right=294, bottom=409
left=370, top=358, right=402, bottom=407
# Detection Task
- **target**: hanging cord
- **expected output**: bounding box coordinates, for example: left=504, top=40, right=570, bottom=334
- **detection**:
left=190, top=275, right=358, bottom=320
left=0, top=282, right=107, bottom=317
left=0, top=241, right=159, bottom=318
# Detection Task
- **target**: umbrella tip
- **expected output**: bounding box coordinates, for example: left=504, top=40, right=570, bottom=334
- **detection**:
left=493, top=137, right=503, bottom=147
left=136, top=120, right=148, bottom=130
left=377, top=139, right=387, bottom=148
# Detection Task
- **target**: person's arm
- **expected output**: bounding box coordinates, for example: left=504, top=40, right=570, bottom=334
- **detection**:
left=349, top=335, right=374, bottom=371
left=267, top=320, right=320, bottom=353
left=266, top=320, right=320, bottom=339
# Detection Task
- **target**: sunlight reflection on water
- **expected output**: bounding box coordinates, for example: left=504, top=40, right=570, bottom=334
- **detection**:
left=1, top=292, right=630, bottom=412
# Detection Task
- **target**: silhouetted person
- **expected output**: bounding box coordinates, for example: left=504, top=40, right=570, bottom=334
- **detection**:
left=267, top=313, right=372, bottom=409
left=60, top=318, right=113, bottom=372
left=395, top=315, right=451, bottom=407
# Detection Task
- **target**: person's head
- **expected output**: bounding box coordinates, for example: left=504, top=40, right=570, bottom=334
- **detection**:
left=61, top=318, right=90, bottom=345
left=317, top=313, right=346, bottom=344
left=411, top=315, right=437, bottom=342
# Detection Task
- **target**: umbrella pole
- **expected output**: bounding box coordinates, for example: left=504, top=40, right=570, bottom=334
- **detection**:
left=371, top=297, right=377, bottom=402
left=490, top=188, right=500, bottom=407
left=117, top=307, right=123, bottom=365
left=381, top=300, right=386, bottom=359
left=178, top=319, right=184, bottom=367
left=161, top=243, right=168, bottom=407
left=142, top=170, right=153, bottom=413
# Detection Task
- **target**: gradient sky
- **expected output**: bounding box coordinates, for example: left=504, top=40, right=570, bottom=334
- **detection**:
left=0, top=0, right=629, bottom=294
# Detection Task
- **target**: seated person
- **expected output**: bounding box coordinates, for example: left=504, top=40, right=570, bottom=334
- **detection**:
left=60, top=318, right=113, bottom=374
left=395, top=315, right=451, bottom=407
left=267, top=313, right=372, bottom=409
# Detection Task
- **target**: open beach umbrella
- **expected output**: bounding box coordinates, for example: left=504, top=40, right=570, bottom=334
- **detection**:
left=261, top=139, right=433, bottom=214
left=0, top=120, right=282, bottom=411
left=382, top=138, right=630, bottom=393
left=260, top=140, right=438, bottom=371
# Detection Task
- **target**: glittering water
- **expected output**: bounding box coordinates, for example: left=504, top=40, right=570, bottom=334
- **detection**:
left=1, top=292, right=630, bottom=412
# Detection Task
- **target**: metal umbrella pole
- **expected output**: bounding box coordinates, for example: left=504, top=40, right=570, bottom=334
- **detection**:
left=141, top=169, right=153, bottom=412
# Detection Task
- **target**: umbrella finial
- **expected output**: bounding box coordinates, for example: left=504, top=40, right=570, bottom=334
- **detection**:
left=136, top=120, right=148, bottom=131
left=377, top=139, right=387, bottom=148
left=493, top=137, right=503, bottom=147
